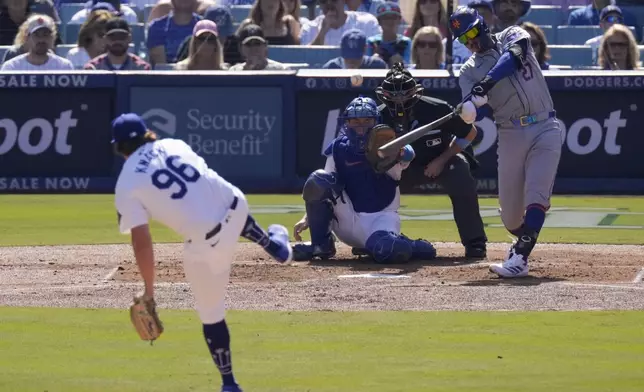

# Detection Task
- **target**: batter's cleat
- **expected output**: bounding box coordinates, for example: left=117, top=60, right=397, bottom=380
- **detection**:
left=489, top=248, right=529, bottom=278
left=267, top=224, right=293, bottom=263
left=465, top=244, right=487, bottom=259
left=221, top=385, right=243, bottom=392
left=351, top=247, right=370, bottom=257
left=292, top=237, right=336, bottom=262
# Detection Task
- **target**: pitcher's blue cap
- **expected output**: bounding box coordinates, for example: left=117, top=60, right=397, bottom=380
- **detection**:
left=111, top=113, right=147, bottom=143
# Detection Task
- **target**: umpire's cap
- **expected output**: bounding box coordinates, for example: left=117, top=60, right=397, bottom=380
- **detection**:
left=111, top=113, right=147, bottom=143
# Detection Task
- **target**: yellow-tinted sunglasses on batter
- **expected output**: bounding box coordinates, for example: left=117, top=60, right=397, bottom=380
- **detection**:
left=457, top=26, right=480, bottom=44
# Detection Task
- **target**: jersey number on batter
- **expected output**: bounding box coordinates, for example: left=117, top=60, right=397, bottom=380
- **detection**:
left=151, top=155, right=201, bottom=199
left=521, top=62, right=534, bottom=81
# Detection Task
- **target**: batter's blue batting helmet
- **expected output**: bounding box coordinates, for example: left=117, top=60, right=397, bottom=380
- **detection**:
left=340, top=96, right=381, bottom=150
left=449, top=6, right=488, bottom=42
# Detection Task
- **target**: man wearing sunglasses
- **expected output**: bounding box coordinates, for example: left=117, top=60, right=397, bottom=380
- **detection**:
left=491, top=0, right=531, bottom=33
left=568, top=0, right=639, bottom=41
left=84, top=17, right=150, bottom=70
left=300, top=0, right=381, bottom=46
left=451, top=7, right=561, bottom=278
left=375, top=63, right=488, bottom=259
left=584, top=5, right=623, bottom=66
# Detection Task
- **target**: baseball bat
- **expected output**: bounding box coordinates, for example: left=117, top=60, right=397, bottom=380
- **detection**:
left=377, top=94, right=472, bottom=158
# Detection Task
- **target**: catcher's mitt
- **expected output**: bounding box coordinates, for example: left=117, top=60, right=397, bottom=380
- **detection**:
left=130, top=294, right=164, bottom=344
left=365, top=124, right=401, bottom=173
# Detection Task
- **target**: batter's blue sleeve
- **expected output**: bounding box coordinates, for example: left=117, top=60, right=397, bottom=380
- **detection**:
left=487, top=51, right=519, bottom=83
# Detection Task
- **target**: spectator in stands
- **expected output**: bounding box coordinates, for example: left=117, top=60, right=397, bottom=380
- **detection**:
left=176, top=5, right=242, bottom=66
left=598, top=23, right=640, bottom=70
left=66, top=10, right=111, bottom=68
left=520, top=21, right=551, bottom=70
left=367, top=2, right=411, bottom=66
left=531, top=1, right=586, bottom=6
left=229, top=24, right=288, bottom=70
left=323, top=28, right=387, bottom=68
left=84, top=17, right=150, bottom=70
left=468, top=0, right=496, bottom=27
left=237, top=0, right=300, bottom=45
left=300, top=0, right=381, bottom=45
left=284, top=0, right=310, bottom=28
left=568, top=0, right=637, bottom=38
left=345, top=0, right=385, bottom=15
left=404, top=0, right=448, bottom=40
left=585, top=5, right=623, bottom=64
left=147, top=0, right=202, bottom=65
left=491, top=0, right=530, bottom=32
left=174, top=19, right=225, bottom=69
left=1, top=11, right=29, bottom=62
left=0, top=0, right=59, bottom=46
left=1, top=14, right=72, bottom=70
left=147, top=0, right=215, bottom=23
left=70, top=0, right=137, bottom=25
left=409, top=25, right=443, bottom=69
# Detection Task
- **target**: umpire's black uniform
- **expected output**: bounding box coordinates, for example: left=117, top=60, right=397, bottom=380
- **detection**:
left=379, top=96, right=488, bottom=257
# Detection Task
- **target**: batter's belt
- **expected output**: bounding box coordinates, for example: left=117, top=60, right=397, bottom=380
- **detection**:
left=500, top=110, right=556, bottom=128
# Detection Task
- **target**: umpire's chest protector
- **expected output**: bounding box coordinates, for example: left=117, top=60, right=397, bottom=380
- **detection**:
left=331, top=138, right=398, bottom=214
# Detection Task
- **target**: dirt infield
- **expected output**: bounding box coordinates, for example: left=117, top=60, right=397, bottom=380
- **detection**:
left=1, top=242, right=644, bottom=311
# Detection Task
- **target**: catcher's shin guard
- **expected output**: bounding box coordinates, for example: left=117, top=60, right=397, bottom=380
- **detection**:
left=302, top=170, right=342, bottom=246
left=365, top=231, right=413, bottom=264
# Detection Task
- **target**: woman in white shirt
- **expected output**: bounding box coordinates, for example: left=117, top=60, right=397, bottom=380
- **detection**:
left=66, top=10, right=111, bottom=68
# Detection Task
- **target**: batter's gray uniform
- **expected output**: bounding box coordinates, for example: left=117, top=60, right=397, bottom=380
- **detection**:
left=457, top=26, right=562, bottom=232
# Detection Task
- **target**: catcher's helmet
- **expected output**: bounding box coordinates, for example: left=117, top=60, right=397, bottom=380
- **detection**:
left=340, top=96, right=380, bottom=150
left=375, top=62, right=424, bottom=118
left=492, top=0, right=531, bottom=18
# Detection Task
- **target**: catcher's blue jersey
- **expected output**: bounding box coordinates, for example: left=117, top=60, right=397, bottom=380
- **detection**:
left=324, top=136, right=398, bottom=214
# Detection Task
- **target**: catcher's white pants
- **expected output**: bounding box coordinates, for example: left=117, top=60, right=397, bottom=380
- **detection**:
left=331, top=190, right=401, bottom=249
left=182, top=189, right=249, bottom=324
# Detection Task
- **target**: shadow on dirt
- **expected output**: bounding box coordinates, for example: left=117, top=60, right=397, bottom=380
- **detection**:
left=461, top=276, right=567, bottom=286
left=305, top=255, right=484, bottom=274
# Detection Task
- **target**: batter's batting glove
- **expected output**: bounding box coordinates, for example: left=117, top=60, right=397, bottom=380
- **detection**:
left=471, top=75, right=496, bottom=97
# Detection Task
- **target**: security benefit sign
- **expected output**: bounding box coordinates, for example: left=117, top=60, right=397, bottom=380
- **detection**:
left=0, top=89, right=115, bottom=193
left=131, top=87, right=283, bottom=178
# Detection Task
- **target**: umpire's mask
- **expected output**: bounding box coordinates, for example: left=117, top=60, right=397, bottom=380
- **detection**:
left=375, top=64, right=424, bottom=118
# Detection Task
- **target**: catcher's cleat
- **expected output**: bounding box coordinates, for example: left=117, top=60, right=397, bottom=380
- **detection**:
left=489, top=247, right=529, bottom=278
left=292, top=238, right=336, bottom=262
left=267, top=224, right=293, bottom=264
left=221, top=385, right=243, bottom=392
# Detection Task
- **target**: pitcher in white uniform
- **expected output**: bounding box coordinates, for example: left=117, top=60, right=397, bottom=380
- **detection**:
left=112, top=113, right=292, bottom=392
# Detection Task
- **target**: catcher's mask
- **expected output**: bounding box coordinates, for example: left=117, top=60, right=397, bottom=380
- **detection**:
left=375, top=63, right=424, bottom=118
left=340, top=96, right=381, bottom=152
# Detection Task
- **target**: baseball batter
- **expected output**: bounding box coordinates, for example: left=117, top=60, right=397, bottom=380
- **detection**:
left=292, top=97, right=437, bottom=263
left=112, top=113, right=292, bottom=392
left=450, top=7, right=562, bottom=278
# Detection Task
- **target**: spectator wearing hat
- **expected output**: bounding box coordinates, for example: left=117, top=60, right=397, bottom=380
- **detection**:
left=367, top=2, right=411, bottom=66
left=176, top=5, right=242, bottom=66
left=1, top=14, right=73, bottom=70
left=84, top=17, right=150, bottom=70
left=323, top=28, right=387, bottom=69
left=585, top=5, right=624, bottom=65
left=175, top=19, right=225, bottom=70
left=491, top=0, right=530, bottom=32
left=0, top=0, right=59, bottom=46
left=568, top=0, right=638, bottom=41
left=147, top=0, right=202, bottom=65
left=229, top=24, right=288, bottom=70
left=300, top=0, right=381, bottom=46
left=66, top=10, right=111, bottom=68
left=69, top=0, right=138, bottom=25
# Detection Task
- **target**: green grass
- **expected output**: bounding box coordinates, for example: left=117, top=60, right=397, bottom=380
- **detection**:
left=1, top=195, right=643, bottom=246
left=1, top=308, right=643, bottom=392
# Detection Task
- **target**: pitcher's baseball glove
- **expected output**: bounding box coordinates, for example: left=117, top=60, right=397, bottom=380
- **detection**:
left=130, top=294, right=164, bottom=344
left=365, top=124, right=401, bottom=174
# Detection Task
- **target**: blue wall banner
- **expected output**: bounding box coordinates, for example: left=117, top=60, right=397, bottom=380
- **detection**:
left=129, top=86, right=284, bottom=179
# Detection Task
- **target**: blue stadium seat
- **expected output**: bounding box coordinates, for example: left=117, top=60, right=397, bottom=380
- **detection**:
left=55, top=44, right=75, bottom=58
left=537, top=25, right=555, bottom=45
left=622, top=6, right=644, bottom=32
left=131, top=23, right=145, bottom=52
left=556, top=26, right=602, bottom=45
left=523, top=6, right=564, bottom=27
left=640, top=46, right=644, bottom=63
left=268, top=45, right=340, bottom=67
left=60, top=3, right=85, bottom=25
left=548, top=45, right=593, bottom=67
left=231, top=5, right=252, bottom=22
left=65, top=23, right=82, bottom=45
left=0, top=45, right=9, bottom=62
left=144, top=4, right=154, bottom=22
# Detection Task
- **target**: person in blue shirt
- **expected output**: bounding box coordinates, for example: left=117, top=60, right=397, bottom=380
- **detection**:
left=568, top=0, right=640, bottom=41
left=366, top=1, right=412, bottom=66
left=323, top=28, right=388, bottom=69
left=147, top=0, right=202, bottom=65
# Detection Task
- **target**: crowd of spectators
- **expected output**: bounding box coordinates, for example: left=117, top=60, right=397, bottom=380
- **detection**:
left=0, top=0, right=641, bottom=71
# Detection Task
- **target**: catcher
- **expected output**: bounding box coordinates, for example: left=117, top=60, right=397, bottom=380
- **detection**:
left=291, top=96, right=436, bottom=263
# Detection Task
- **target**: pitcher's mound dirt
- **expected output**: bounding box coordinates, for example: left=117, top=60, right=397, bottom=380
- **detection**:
left=115, top=242, right=644, bottom=284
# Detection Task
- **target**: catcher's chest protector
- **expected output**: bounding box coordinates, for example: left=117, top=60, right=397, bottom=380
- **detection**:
left=331, top=138, right=397, bottom=214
